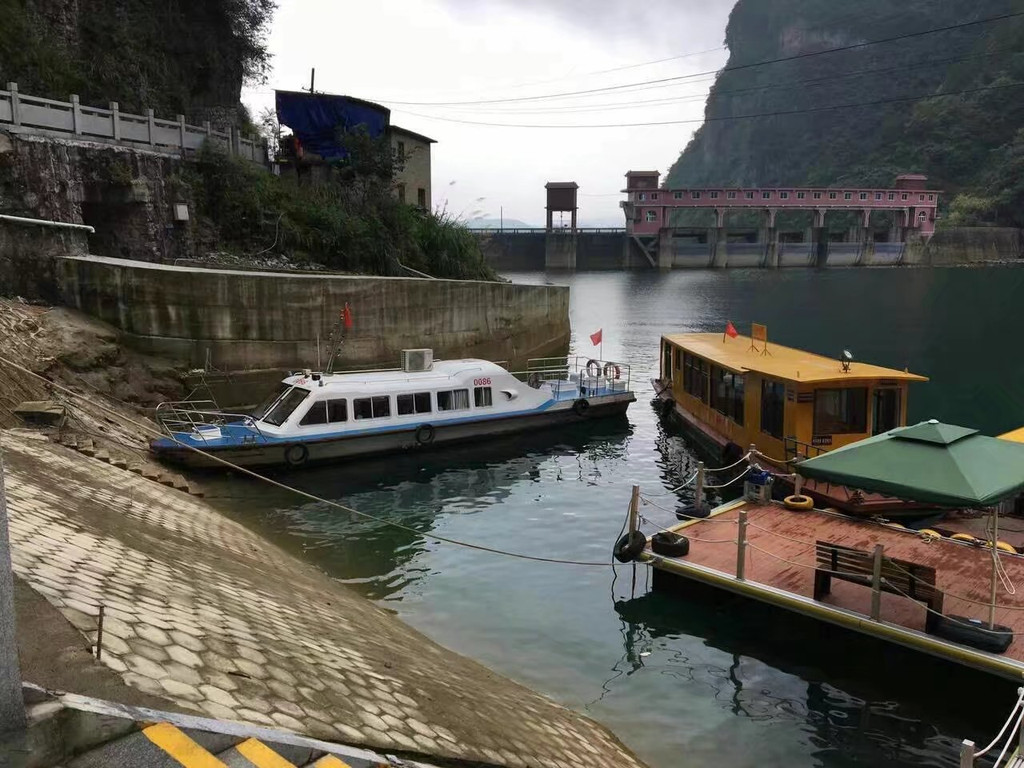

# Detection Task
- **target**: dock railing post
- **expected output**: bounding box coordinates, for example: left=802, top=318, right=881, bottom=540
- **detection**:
left=695, top=461, right=705, bottom=510
left=629, top=485, right=639, bottom=537
left=736, top=510, right=748, bottom=580
left=870, top=544, right=884, bottom=621
left=794, top=473, right=803, bottom=497
left=959, top=739, right=974, bottom=768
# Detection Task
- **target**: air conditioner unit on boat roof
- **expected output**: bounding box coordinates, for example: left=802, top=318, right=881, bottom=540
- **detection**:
left=401, top=348, right=434, bottom=372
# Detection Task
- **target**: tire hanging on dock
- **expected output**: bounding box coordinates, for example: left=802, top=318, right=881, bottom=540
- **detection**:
left=415, top=424, right=435, bottom=445
left=651, top=531, right=690, bottom=558
left=613, top=531, right=646, bottom=563
left=572, top=398, right=591, bottom=417
left=284, top=443, right=309, bottom=467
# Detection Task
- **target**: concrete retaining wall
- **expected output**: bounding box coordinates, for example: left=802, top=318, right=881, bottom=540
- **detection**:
left=56, top=256, right=570, bottom=370
left=477, top=232, right=546, bottom=271
left=926, top=227, right=1021, bottom=264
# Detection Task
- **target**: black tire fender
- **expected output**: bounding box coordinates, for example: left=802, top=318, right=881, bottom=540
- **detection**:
left=572, top=398, right=591, bottom=417
left=415, top=423, right=435, bottom=445
left=651, top=531, right=690, bottom=558
left=613, top=530, right=647, bottom=563
left=527, top=372, right=541, bottom=388
left=284, top=443, right=309, bottom=467
left=676, top=502, right=711, bottom=521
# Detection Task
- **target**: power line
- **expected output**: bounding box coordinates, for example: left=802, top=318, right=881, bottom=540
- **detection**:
left=392, top=80, right=1024, bottom=129
left=379, top=11, right=1024, bottom=107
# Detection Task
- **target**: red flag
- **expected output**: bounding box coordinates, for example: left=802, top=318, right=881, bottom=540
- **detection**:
left=590, top=328, right=603, bottom=346
left=724, top=321, right=738, bottom=340
left=343, top=303, right=353, bottom=329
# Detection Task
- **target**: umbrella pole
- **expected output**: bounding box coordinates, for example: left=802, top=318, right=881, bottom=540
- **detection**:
left=989, top=504, right=1001, bottom=630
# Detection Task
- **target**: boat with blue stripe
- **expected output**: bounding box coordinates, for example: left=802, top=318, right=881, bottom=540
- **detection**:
left=150, top=349, right=636, bottom=469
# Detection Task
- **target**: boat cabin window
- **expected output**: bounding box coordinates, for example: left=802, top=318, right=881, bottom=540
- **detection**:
left=814, top=388, right=867, bottom=435
left=710, top=366, right=744, bottom=425
left=760, top=379, right=785, bottom=439
left=474, top=386, right=493, bottom=407
left=397, top=392, right=432, bottom=416
left=252, top=384, right=291, bottom=420
left=261, top=387, right=310, bottom=426
left=300, top=398, right=348, bottom=426
left=682, top=353, right=709, bottom=403
left=437, top=389, right=470, bottom=412
left=353, top=396, right=391, bottom=420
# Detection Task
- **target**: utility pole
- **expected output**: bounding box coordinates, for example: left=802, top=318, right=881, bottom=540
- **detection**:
left=304, top=68, right=316, bottom=94
left=0, top=448, right=25, bottom=733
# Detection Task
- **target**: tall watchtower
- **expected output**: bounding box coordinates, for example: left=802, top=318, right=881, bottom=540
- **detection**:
left=545, top=182, right=579, bottom=231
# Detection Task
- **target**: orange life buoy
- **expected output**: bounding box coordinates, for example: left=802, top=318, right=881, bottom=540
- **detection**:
left=602, top=362, right=621, bottom=379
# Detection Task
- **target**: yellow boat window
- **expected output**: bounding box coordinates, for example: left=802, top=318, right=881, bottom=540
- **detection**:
left=814, top=388, right=868, bottom=435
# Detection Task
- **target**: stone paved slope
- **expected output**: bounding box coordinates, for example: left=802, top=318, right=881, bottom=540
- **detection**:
left=2, top=431, right=645, bottom=768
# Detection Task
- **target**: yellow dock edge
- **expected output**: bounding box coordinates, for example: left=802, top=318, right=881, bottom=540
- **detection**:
left=647, top=537, right=1024, bottom=682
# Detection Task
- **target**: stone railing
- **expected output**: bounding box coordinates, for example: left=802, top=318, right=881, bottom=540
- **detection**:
left=0, top=82, right=266, bottom=164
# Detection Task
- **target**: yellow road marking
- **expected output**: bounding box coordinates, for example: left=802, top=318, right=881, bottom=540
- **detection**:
left=311, top=756, right=353, bottom=768
left=142, top=723, right=230, bottom=768
left=236, top=738, right=298, bottom=768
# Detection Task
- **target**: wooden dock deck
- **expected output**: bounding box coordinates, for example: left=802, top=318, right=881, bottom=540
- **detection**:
left=647, top=500, right=1024, bottom=679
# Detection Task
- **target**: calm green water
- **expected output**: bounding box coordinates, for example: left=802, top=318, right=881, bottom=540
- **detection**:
left=206, top=267, right=1024, bottom=768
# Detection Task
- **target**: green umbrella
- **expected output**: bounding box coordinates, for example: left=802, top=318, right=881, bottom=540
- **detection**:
left=795, top=420, right=1024, bottom=508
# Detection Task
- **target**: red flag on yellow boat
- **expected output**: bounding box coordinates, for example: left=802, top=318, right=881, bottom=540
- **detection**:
left=724, top=321, right=738, bottom=341
left=590, top=328, right=603, bottom=346
left=343, top=303, right=353, bottom=329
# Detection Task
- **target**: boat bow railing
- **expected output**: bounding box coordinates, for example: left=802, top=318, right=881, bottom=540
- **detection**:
left=155, top=400, right=269, bottom=444
left=511, top=356, right=632, bottom=397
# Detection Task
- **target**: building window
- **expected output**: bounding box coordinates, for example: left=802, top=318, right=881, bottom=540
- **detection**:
left=859, top=192, right=868, bottom=201
left=813, top=388, right=867, bottom=435
left=844, top=192, right=852, bottom=200
left=745, top=191, right=754, bottom=199
left=417, top=188, right=426, bottom=208
left=797, top=191, right=806, bottom=200
left=639, top=192, right=647, bottom=201
left=727, top=191, right=737, bottom=199
left=874, top=192, right=882, bottom=201
left=353, top=396, right=391, bottom=420
left=919, top=194, right=925, bottom=202
left=762, top=191, right=772, bottom=200
left=928, top=194, right=935, bottom=202
left=901, top=193, right=909, bottom=201
left=437, top=389, right=470, bottom=411
left=691, top=191, right=701, bottom=199
left=813, top=192, right=822, bottom=200
left=710, top=191, right=719, bottom=199
left=710, top=365, right=745, bottom=426
left=474, top=386, right=493, bottom=408
left=397, top=392, right=432, bottom=416
left=780, top=192, right=789, bottom=200
left=397, top=184, right=406, bottom=204
left=651, top=192, right=659, bottom=201
left=645, top=210, right=657, bottom=222
left=300, top=399, right=346, bottom=426
left=888, top=192, right=895, bottom=201
left=673, top=191, right=683, bottom=200
left=760, top=379, right=785, bottom=439
left=829, top=192, right=837, bottom=200
left=682, top=353, right=709, bottom=404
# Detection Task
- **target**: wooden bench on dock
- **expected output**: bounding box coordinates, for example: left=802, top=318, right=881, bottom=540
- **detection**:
left=814, top=540, right=945, bottom=632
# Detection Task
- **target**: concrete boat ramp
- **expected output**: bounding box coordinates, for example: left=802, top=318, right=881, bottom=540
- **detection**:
left=1, top=430, right=645, bottom=768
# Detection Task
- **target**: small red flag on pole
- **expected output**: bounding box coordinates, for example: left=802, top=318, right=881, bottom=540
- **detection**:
left=590, top=328, right=603, bottom=346
left=723, top=321, right=738, bottom=341
left=343, top=303, right=353, bottom=329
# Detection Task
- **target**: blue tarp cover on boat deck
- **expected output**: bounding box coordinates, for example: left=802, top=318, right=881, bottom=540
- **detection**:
left=275, top=90, right=390, bottom=160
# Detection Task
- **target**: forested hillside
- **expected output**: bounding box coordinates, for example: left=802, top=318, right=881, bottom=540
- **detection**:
left=668, top=1, right=1024, bottom=226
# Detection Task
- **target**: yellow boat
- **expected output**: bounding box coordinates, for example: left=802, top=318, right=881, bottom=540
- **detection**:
left=1000, top=426, right=1024, bottom=443
left=656, top=326, right=928, bottom=469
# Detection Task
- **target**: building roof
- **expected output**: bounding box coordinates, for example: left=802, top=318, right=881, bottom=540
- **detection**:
left=662, top=332, right=928, bottom=384
left=626, top=171, right=660, bottom=176
left=545, top=182, right=579, bottom=189
left=390, top=125, right=436, bottom=144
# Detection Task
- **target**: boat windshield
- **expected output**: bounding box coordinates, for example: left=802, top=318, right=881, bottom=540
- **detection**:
left=260, top=387, right=311, bottom=426
left=251, top=384, right=291, bottom=420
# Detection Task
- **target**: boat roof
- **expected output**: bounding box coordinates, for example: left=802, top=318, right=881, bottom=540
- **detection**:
left=662, top=332, right=927, bottom=385
left=282, top=359, right=507, bottom=389
left=1000, top=426, right=1024, bottom=443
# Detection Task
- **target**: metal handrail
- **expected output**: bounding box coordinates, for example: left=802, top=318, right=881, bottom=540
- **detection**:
left=784, top=436, right=827, bottom=462
left=154, top=401, right=269, bottom=444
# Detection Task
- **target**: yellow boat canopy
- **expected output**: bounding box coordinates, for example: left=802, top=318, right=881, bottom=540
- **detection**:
left=663, top=332, right=928, bottom=385
left=1000, top=426, right=1024, bottom=443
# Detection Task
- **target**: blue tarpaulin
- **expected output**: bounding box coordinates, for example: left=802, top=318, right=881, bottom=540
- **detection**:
left=275, top=91, right=390, bottom=160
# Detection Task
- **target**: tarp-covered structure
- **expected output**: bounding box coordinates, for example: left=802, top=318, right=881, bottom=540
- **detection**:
left=795, top=420, right=1024, bottom=508
left=275, top=90, right=390, bottom=160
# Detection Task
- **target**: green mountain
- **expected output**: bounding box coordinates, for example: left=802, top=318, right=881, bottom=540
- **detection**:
left=667, top=0, right=1024, bottom=226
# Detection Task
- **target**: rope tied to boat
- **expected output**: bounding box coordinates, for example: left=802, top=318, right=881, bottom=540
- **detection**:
left=974, top=687, right=1024, bottom=759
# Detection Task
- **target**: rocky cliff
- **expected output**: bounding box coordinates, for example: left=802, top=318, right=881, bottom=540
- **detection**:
left=0, top=0, right=274, bottom=121
left=668, top=0, right=1024, bottom=226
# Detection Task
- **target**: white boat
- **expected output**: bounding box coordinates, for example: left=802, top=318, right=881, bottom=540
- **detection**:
left=150, top=349, right=636, bottom=469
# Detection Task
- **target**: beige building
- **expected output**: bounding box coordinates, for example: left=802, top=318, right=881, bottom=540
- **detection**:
left=390, top=126, right=435, bottom=210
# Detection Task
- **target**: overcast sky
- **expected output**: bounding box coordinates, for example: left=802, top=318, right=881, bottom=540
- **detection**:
left=243, top=0, right=734, bottom=227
